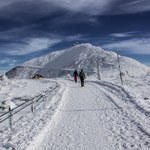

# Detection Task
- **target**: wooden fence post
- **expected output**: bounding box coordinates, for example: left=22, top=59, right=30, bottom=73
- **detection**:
left=31, top=98, right=34, bottom=112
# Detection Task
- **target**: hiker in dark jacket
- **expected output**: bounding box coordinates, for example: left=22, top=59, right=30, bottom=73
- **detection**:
left=73, top=70, right=78, bottom=83
left=79, top=69, right=86, bottom=87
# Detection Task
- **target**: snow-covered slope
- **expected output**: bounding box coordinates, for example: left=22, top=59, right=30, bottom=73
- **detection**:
left=0, top=78, right=150, bottom=150
left=23, top=50, right=65, bottom=67
left=6, top=43, right=150, bottom=79
left=1, top=41, right=150, bottom=149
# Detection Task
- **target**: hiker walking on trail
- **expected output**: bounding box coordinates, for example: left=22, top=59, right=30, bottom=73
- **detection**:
left=79, top=69, right=86, bottom=87
left=73, top=70, right=78, bottom=83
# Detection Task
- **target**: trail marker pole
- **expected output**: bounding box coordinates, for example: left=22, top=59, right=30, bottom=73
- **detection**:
left=97, top=59, right=101, bottom=80
left=31, top=98, right=34, bottom=112
left=117, top=51, right=123, bottom=85
left=9, top=107, right=13, bottom=129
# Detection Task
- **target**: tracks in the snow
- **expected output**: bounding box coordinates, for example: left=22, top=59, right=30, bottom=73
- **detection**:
left=26, top=79, right=150, bottom=150
left=89, top=81, right=150, bottom=149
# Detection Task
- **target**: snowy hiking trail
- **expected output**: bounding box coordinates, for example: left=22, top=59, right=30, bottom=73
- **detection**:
left=27, top=79, right=150, bottom=150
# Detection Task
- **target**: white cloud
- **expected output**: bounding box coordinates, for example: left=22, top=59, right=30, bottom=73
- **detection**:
left=103, top=38, right=150, bottom=54
left=0, top=58, right=10, bottom=64
left=65, top=34, right=87, bottom=41
left=43, top=0, right=150, bottom=15
left=3, top=38, right=62, bottom=55
left=0, top=67, right=12, bottom=75
left=1, top=0, right=150, bottom=17
left=0, top=33, right=87, bottom=56
left=118, top=0, right=150, bottom=14
left=45, top=0, right=114, bottom=15
left=0, top=58, right=17, bottom=74
left=110, top=32, right=134, bottom=38
left=0, top=58, right=17, bottom=65
left=8, top=60, right=17, bottom=67
left=0, top=70, right=6, bottom=75
left=0, top=0, right=19, bottom=8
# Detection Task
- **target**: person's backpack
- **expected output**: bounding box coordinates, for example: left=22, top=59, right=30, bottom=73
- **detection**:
left=80, top=71, right=85, bottom=78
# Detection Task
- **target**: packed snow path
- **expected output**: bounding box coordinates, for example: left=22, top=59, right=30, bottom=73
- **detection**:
left=27, top=79, right=150, bottom=150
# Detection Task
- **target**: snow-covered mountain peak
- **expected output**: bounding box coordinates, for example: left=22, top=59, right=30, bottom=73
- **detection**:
left=69, top=43, right=104, bottom=53
left=6, top=43, right=150, bottom=79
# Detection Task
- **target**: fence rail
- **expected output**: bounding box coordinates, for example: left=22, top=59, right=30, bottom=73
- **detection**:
left=0, top=85, right=58, bottom=129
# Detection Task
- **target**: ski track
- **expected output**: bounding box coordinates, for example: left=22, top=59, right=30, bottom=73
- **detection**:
left=26, top=79, right=150, bottom=150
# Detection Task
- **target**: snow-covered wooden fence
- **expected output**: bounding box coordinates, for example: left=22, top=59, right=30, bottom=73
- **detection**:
left=0, top=86, right=58, bottom=129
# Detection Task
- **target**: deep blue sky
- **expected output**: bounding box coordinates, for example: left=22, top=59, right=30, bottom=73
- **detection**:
left=0, top=0, right=150, bottom=74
